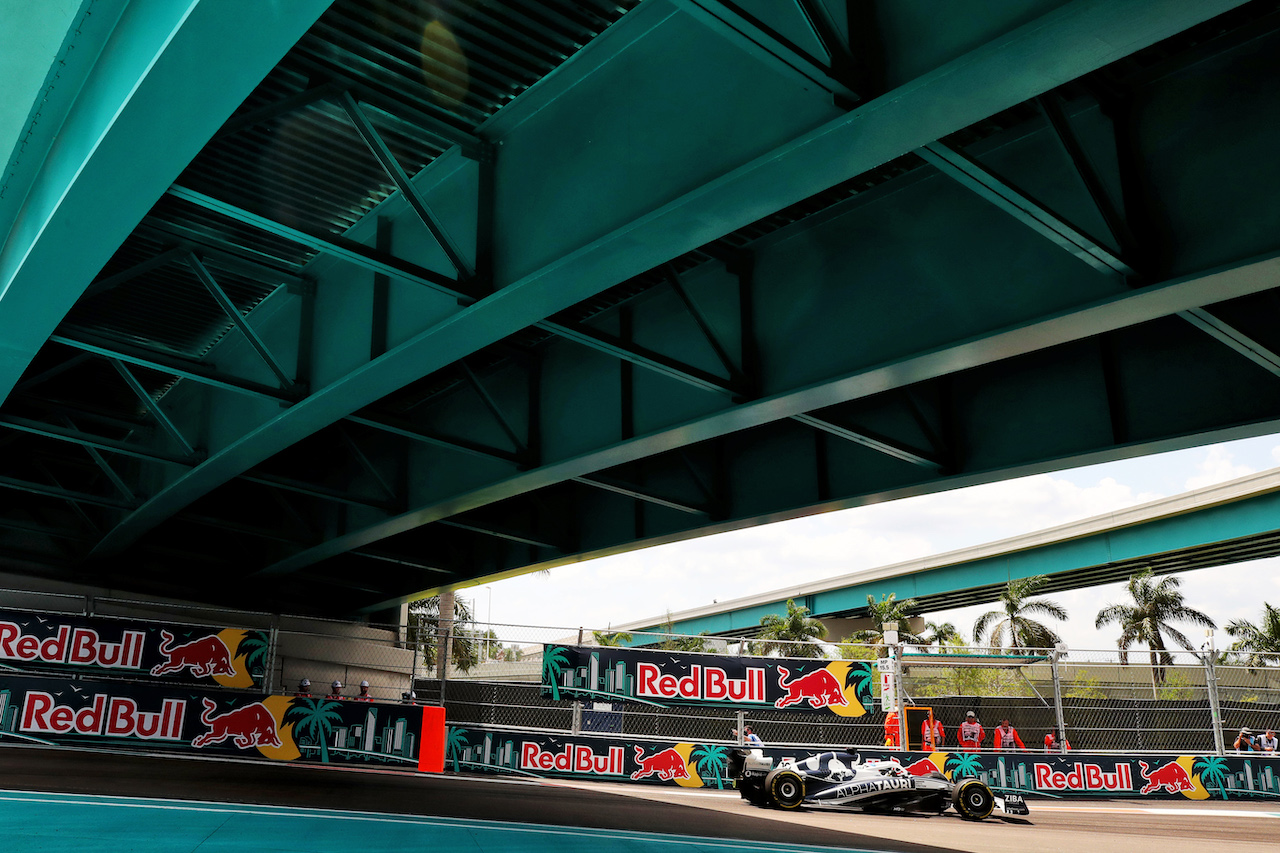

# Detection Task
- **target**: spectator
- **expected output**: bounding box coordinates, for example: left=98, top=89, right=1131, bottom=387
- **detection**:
left=401, top=691, right=417, bottom=704
left=356, top=680, right=372, bottom=702
left=327, top=680, right=344, bottom=700
left=732, top=725, right=763, bottom=746
left=922, top=715, right=945, bottom=750
left=1234, top=727, right=1256, bottom=751
left=1259, top=728, right=1277, bottom=753
left=883, top=711, right=900, bottom=748
left=1044, top=727, right=1071, bottom=753
left=958, top=710, right=985, bottom=750
left=295, top=678, right=312, bottom=697
left=993, top=718, right=1026, bottom=750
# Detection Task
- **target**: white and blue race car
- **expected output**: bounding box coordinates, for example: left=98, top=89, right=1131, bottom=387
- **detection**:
left=728, top=749, right=1028, bottom=820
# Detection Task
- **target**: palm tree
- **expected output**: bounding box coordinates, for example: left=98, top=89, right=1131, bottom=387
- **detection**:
left=445, top=726, right=469, bottom=771
left=944, top=752, right=983, bottom=780
left=408, top=593, right=477, bottom=676
left=919, top=620, right=961, bottom=651
left=235, top=631, right=270, bottom=680
left=592, top=629, right=633, bottom=647
left=972, top=575, right=1068, bottom=651
left=1225, top=602, right=1280, bottom=667
left=657, top=613, right=712, bottom=652
left=691, top=744, right=730, bottom=789
left=1193, top=755, right=1230, bottom=800
left=541, top=645, right=571, bottom=700
left=847, top=593, right=923, bottom=655
left=757, top=599, right=828, bottom=657
left=1095, top=569, right=1216, bottom=694
left=843, top=661, right=875, bottom=707
left=284, top=697, right=344, bottom=762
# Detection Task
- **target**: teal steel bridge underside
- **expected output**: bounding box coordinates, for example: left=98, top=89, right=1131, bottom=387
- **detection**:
left=4, top=0, right=1280, bottom=619
left=633, top=472, right=1280, bottom=637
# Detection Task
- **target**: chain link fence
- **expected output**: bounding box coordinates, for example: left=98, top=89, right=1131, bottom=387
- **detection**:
left=3, top=588, right=1277, bottom=754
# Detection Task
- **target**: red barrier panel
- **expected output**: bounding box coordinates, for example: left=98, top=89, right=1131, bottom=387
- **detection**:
left=418, top=705, right=445, bottom=773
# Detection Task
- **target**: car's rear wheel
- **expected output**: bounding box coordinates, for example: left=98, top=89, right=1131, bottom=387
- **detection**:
left=951, top=778, right=994, bottom=820
left=767, top=769, right=806, bottom=810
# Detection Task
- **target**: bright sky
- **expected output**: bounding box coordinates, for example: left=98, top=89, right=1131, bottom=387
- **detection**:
left=476, top=434, right=1280, bottom=652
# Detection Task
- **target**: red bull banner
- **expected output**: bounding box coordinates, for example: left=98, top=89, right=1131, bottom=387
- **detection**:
left=541, top=645, right=875, bottom=716
left=0, top=674, right=429, bottom=768
left=866, top=749, right=1280, bottom=800
left=441, top=725, right=741, bottom=788
left=0, top=608, right=268, bottom=688
left=443, top=725, right=1280, bottom=799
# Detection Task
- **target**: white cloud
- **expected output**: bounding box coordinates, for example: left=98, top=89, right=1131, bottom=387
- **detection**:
left=482, top=438, right=1280, bottom=650
left=1185, top=445, right=1256, bottom=491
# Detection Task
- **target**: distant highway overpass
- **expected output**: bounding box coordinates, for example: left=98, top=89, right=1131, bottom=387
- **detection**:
left=623, top=468, right=1280, bottom=638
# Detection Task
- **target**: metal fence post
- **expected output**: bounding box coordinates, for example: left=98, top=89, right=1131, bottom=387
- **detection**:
left=408, top=628, right=419, bottom=700
left=894, top=649, right=907, bottom=750
left=439, top=626, right=451, bottom=706
left=571, top=701, right=582, bottom=735
left=736, top=710, right=746, bottom=745
left=1203, top=646, right=1226, bottom=756
left=263, top=615, right=280, bottom=695
left=1051, top=644, right=1068, bottom=749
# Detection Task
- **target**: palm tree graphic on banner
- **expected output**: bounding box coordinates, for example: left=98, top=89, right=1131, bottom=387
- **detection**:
left=945, top=753, right=983, bottom=780
left=542, top=646, right=570, bottom=700
left=691, top=744, right=729, bottom=789
left=1193, top=756, right=1229, bottom=799
left=284, top=697, right=344, bottom=762
left=844, top=663, right=874, bottom=709
left=445, top=726, right=469, bottom=771
left=235, top=632, right=270, bottom=681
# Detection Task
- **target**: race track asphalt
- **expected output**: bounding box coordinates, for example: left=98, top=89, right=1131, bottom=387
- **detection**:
left=1, top=746, right=1276, bottom=853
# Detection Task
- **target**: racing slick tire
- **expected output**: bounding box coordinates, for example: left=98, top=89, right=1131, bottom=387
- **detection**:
left=766, top=768, right=806, bottom=810
left=951, top=778, right=995, bottom=821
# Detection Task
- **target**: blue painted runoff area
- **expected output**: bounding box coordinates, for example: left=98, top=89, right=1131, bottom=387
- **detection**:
left=0, top=789, right=877, bottom=853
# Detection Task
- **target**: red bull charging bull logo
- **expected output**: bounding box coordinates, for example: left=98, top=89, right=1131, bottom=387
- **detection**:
left=631, top=746, right=691, bottom=781
left=774, top=666, right=849, bottom=710
left=191, top=698, right=282, bottom=750
left=1138, top=759, right=1196, bottom=795
left=904, top=757, right=942, bottom=776
left=150, top=631, right=237, bottom=679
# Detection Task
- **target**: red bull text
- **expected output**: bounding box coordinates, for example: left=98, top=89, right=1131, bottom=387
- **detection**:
left=774, top=667, right=848, bottom=709
left=636, top=663, right=767, bottom=703
left=1138, top=760, right=1195, bottom=795
left=631, top=746, right=691, bottom=781
left=1034, top=762, right=1133, bottom=792
left=520, top=742, right=626, bottom=775
left=0, top=623, right=145, bottom=670
left=150, top=631, right=236, bottom=678
left=20, top=691, right=184, bottom=740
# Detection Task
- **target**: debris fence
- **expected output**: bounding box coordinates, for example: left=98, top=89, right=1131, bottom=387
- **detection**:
left=4, top=589, right=1276, bottom=754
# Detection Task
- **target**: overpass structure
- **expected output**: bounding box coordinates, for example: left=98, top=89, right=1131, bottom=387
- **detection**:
left=621, top=467, right=1280, bottom=638
left=4, top=1, right=1280, bottom=619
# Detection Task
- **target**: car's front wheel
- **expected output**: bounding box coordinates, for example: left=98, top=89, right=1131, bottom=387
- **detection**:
left=766, top=769, right=806, bottom=810
left=951, top=778, right=994, bottom=820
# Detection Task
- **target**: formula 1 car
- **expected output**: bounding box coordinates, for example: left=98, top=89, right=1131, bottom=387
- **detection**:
left=728, top=749, right=1029, bottom=820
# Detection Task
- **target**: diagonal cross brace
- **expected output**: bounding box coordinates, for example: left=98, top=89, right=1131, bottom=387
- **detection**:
left=917, top=141, right=1134, bottom=277
left=339, top=91, right=474, bottom=281
left=187, top=254, right=296, bottom=390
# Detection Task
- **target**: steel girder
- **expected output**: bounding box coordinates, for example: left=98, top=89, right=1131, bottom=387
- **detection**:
left=4, top=0, right=1280, bottom=617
